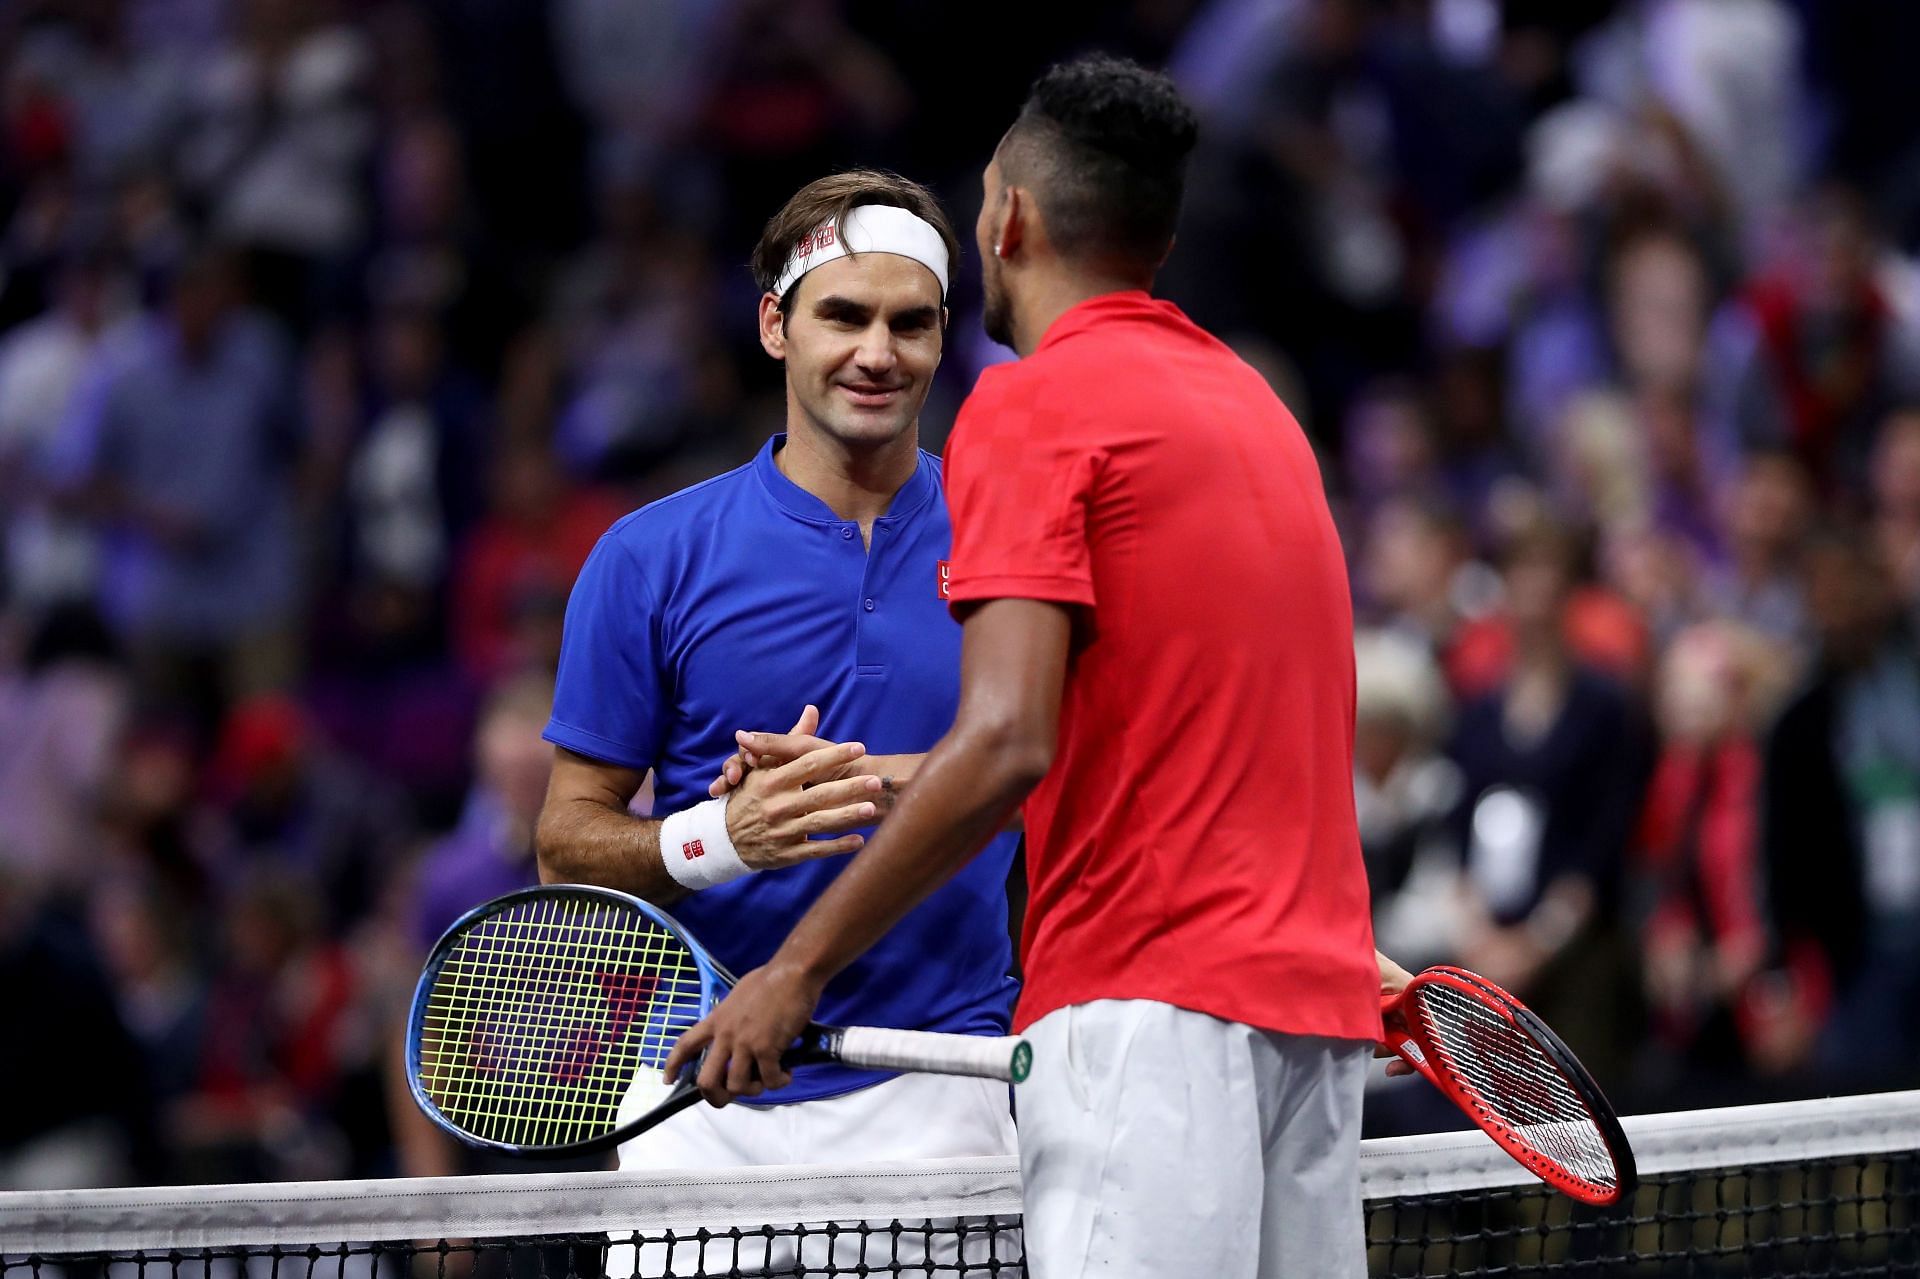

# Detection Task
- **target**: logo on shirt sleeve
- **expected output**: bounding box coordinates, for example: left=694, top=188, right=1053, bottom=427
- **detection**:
left=682, top=839, right=705, bottom=861
left=938, top=560, right=951, bottom=601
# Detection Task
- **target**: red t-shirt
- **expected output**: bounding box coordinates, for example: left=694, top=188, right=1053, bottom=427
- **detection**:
left=944, top=292, right=1380, bottom=1041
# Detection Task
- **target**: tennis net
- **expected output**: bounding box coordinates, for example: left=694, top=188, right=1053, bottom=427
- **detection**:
left=0, top=1091, right=1913, bottom=1278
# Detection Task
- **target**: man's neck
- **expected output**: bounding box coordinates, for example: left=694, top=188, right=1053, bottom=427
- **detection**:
left=777, top=417, right=921, bottom=529
left=1010, top=270, right=1149, bottom=358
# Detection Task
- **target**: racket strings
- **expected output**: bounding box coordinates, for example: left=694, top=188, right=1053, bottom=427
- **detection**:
left=427, top=903, right=688, bottom=1143
left=1411, top=983, right=1620, bottom=1192
left=417, top=895, right=703, bottom=1145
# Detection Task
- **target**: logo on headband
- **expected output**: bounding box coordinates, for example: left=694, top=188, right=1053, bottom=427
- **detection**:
left=797, top=224, right=838, bottom=257
left=774, top=204, right=949, bottom=301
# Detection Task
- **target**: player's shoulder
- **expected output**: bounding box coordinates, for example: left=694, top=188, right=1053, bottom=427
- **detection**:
left=967, top=352, right=1044, bottom=399
left=951, top=348, right=1102, bottom=453
left=580, top=460, right=767, bottom=597
left=599, top=457, right=759, bottom=548
left=952, top=355, right=1049, bottom=431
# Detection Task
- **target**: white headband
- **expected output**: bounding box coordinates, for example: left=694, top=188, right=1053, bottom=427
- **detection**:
left=772, top=203, right=950, bottom=302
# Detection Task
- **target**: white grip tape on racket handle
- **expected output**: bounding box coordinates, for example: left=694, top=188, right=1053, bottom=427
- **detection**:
left=835, top=1027, right=1033, bottom=1083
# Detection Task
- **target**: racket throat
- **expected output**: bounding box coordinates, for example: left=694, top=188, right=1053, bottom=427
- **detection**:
left=784, top=1024, right=844, bottom=1067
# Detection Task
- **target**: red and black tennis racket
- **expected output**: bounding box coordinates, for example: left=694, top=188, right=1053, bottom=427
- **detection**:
left=1381, top=964, right=1637, bottom=1205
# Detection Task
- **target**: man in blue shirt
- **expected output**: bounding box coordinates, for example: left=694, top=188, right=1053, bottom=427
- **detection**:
left=48, top=248, right=303, bottom=717
left=535, top=171, right=1018, bottom=1265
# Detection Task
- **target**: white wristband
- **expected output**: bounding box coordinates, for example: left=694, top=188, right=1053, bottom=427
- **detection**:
left=659, top=797, right=752, bottom=891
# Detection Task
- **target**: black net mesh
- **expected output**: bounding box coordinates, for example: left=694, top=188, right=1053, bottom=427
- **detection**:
left=1368, top=1149, right=1918, bottom=1277
left=1, top=1216, right=1025, bottom=1279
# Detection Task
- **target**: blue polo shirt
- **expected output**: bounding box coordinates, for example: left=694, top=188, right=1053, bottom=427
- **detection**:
left=545, top=434, right=1018, bottom=1103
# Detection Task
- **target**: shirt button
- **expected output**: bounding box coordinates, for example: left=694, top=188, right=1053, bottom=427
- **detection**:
left=863, top=598, right=876, bottom=612
left=841, top=527, right=854, bottom=540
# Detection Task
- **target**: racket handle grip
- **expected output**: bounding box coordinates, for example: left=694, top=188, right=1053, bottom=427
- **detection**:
left=834, top=1027, right=1033, bottom=1083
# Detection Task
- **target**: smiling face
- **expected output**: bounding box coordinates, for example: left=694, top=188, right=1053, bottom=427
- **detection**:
left=761, top=251, right=944, bottom=451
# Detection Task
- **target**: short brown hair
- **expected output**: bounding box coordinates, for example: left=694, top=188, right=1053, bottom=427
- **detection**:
left=749, top=169, right=960, bottom=307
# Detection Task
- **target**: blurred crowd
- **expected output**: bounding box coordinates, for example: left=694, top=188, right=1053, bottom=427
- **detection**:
left=2, top=0, right=1919, bottom=1186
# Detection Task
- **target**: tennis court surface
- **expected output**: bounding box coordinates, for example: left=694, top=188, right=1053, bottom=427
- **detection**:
left=3, top=1090, right=1913, bottom=1277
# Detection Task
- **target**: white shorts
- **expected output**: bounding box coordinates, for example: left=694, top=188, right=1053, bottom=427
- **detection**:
left=1019, top=999, right=1371, bottom=1279
left=607, top=1071, right=1018, bottom=1277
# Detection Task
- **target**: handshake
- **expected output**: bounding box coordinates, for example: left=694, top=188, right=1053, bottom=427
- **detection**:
left=699, top=704, right=912, bottom=874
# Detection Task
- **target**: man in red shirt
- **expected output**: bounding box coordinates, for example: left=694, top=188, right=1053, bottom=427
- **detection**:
left=668, top=56, right=1384, bottom=1276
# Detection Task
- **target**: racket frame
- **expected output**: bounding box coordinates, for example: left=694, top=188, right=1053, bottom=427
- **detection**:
left=406, top=884, right=1029, bottom=1158
left=1383, top=964, right=1637, bottom=1205
left=406, top=884, right=727, bottom=1157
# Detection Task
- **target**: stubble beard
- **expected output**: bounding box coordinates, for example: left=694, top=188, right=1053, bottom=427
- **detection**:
left=982, top=268, right=1015, bottom=350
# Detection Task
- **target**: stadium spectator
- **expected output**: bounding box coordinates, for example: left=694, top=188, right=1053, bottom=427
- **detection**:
left=1445, top=542, right=1652, bottom=698
left=364, top=111, right=522, bottom=374
left=89, top=874, right=208, bottom=1126
left=95, top=710, right=213, bottom=908
left=1869, top=408, right=1920, bottom=623
left=1735, top=188, right=1918, bottom=488
left=1356, top=495, right=1492, bottom=658
left=335, top=300, right=491, bottom=609
left=1445, top=522, right=1649, bottom=1081
left=405, top=671, right=555, bottom=953
left=0, top=249, right=136, bottom=609
left=1757, top=531, right=1920, bottom=1089
left=44, top=247, right=305, bottom=731
left=1354, top=628, right=1463, bottom=974
left=202, top=692, right=416, bottom=933
left=0, top=867, right=160, bottom=1188
left=174, top=0, right=373, bottom=327
left=1705, top=451, right=1815, bottom=644
left=1342, top=384, right=1442, bottom=521
left=1353, top=630, right=1474, bottom=1142
left=449, top=439, right=625, bottom=684
left=0, top=604, right=130, bottom=903
left=176, top=866, right=362, bottom=1183
left=548, top=205, right=729, bottom=483
left=1630, top=621, right=1787, bottom=1105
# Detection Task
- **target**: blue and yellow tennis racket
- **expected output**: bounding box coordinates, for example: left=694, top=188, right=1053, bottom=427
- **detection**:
left=406, top=884, right=1031, bottom=1156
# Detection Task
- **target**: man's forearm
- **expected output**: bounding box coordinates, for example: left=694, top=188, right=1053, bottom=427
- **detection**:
left=856, top=752, right=1021, bottom=831
left=775, top=722, right=1041, bottom=986
left=858, top=753, right=920, bottom=817
left=861, top=753, right=923, bottom=781
left=535, top=798, right=688, bottom=904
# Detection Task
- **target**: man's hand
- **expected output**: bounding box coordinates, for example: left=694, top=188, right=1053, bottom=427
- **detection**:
left=1378, top=949, right=1415, bottom=997
left=664, top=961, right=825, bottom=1105
left=708, top=705, right=847, bottom=798
left=724, top=737, right=884, bottom=870
left=1376, top=950, right=1419, bottom=1077
left=708, top=706, right=916, bottom=807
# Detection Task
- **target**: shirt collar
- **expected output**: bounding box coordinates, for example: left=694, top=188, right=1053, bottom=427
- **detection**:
left=1034, top=289, right=1163, bottom=354
left=753, top=433, right=937, bottom=525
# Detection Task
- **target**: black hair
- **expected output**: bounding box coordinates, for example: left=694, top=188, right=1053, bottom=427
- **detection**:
left=1001, top=54, right=1199, bottom=270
